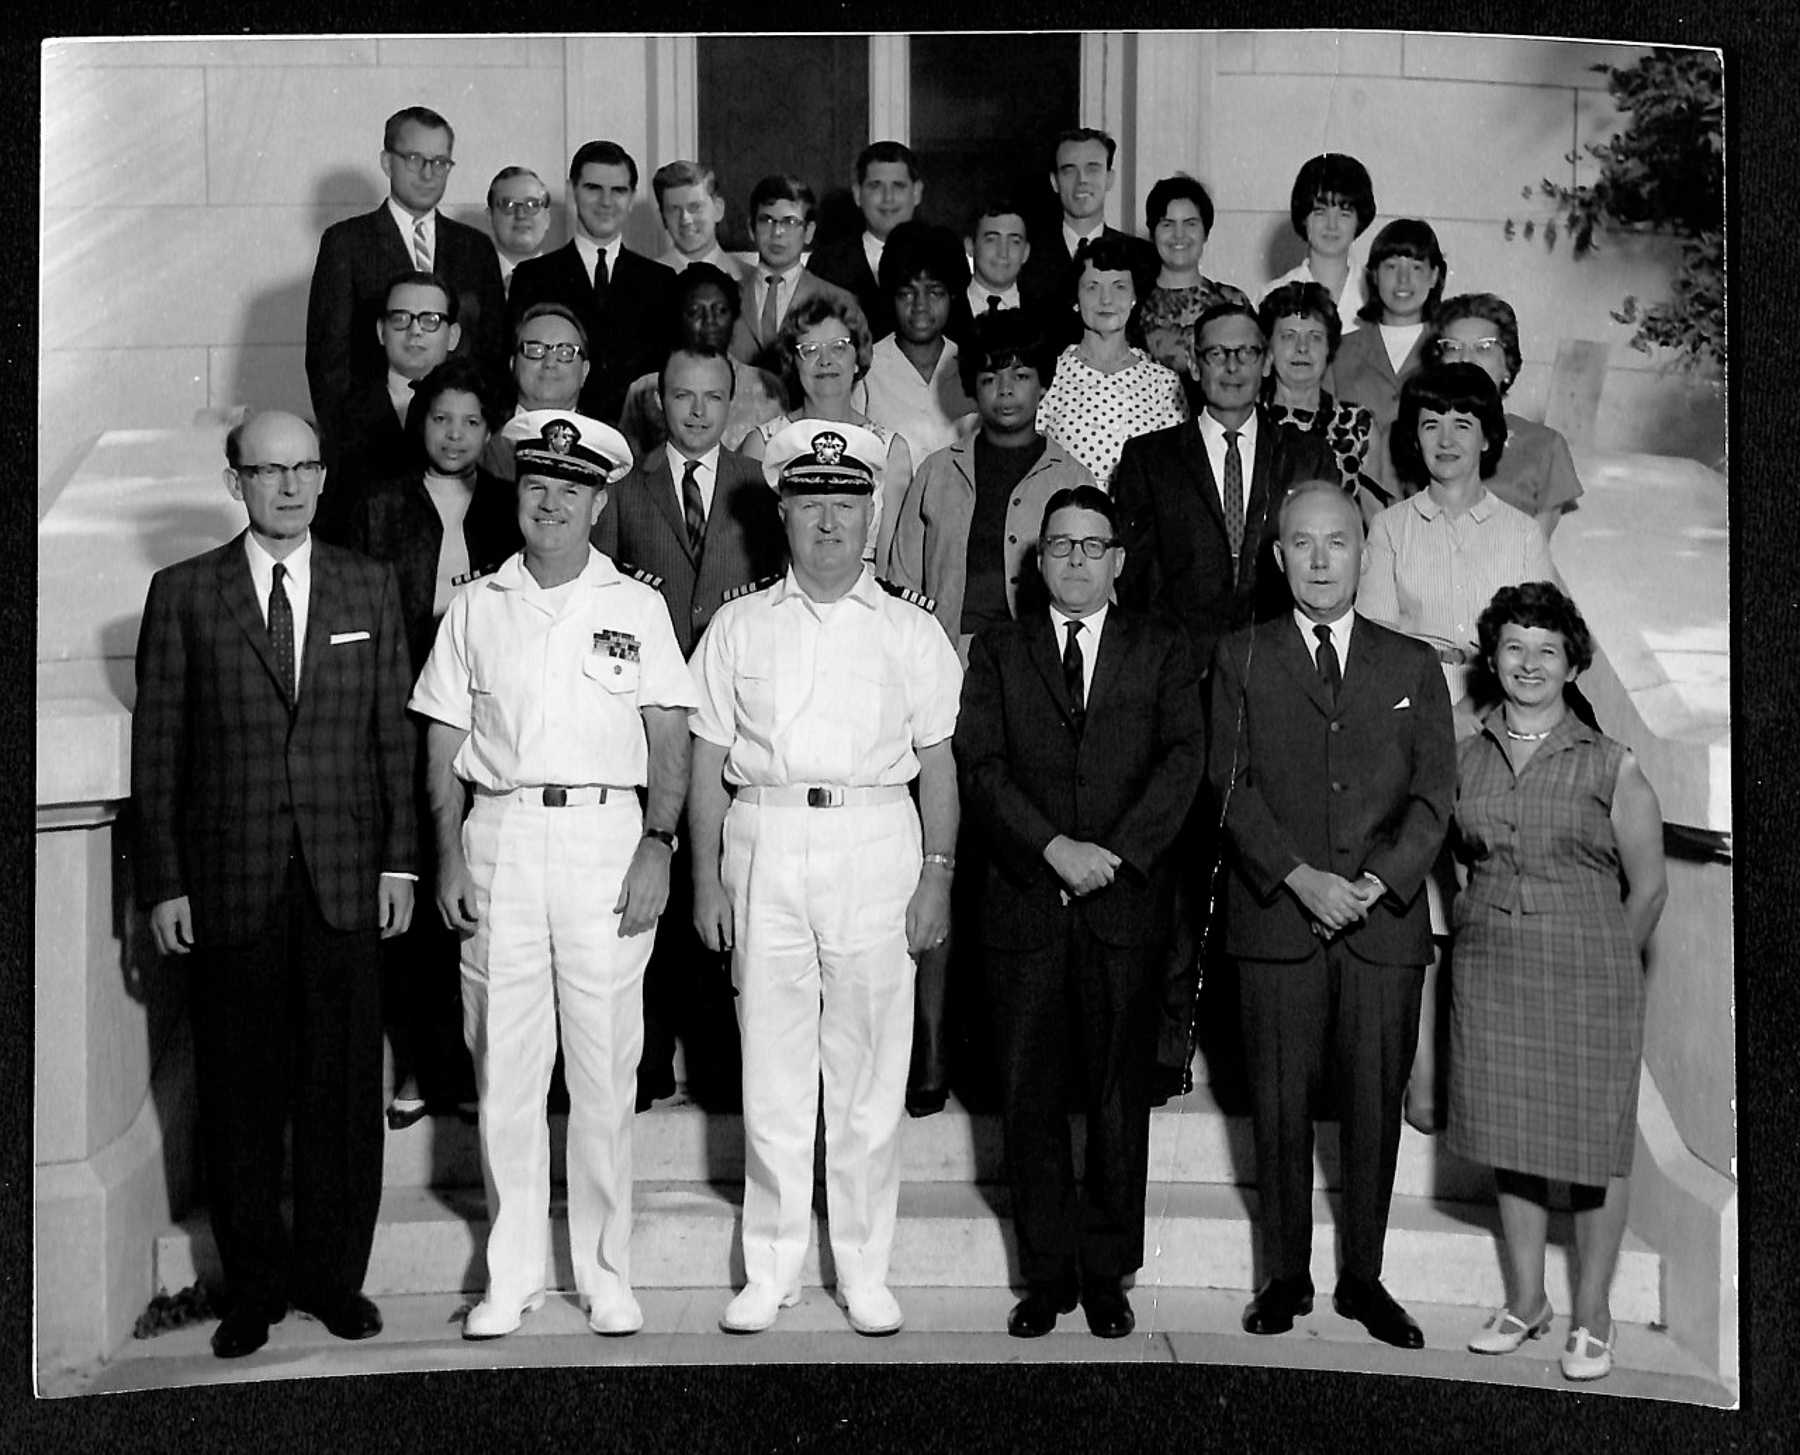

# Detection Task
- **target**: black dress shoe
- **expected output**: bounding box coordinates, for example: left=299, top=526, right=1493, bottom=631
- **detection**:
left=1081, top=1280, right=1135, bottom=1339
left=1242, top=1276, right=1315, bottom=1335
left=905, top=1086, right=948, bottom=1118
left=1007, top=1275, right=1079, bottom=1338
left=1333, top=1274, right=1424, bottom=1349
left=211, top=1305, right=277, bottom=1359
left=1148, top=1064, right=1193, bottom=1108
left=294, top=1291, right=383, bottom=1341
left=635, top=1066, right=677, bottom=1112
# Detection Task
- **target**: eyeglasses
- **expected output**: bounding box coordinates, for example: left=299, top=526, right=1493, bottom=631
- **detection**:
left=389, top=150, right=455, bottom=177
left=795, top=338, right=856, bottom=362
left=755, top=214, right=808, bottom=233
left=1197, top=343, right=1266, bottom=368
left=1042, top=535, right=1118, bottom=560
left=493, top=196, right=549, bottom=217
left=1436, top=337, right=1506, bottom=362
left=384, top=309, right=451, bottom=333
left=236, top=461, right=325, bottom=486
left=517, top=340, right=585, bottom=363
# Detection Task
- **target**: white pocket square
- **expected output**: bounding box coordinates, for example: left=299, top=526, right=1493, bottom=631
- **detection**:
left=329, top=630, right=371, bottom=645
left=1392, top=696, right=1410, bottom=709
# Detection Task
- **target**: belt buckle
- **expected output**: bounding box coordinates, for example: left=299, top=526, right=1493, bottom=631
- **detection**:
left=542, top=785, right=569, bottom=807
left=806, top=785, right=844, bottom=809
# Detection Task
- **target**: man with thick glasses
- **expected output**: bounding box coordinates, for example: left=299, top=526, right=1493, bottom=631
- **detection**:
left=1114, top=301, right=1336, bottom=1110
left=486, top=167, right=553, bottom=296
left=132, top=410, right=416, bottom=1359
left=957, top=484, right=1205, bottom=1339
left=508, top=140, right=678, bottom=427
left=317, top=271, right=462, bottom=541
left=728, top=174, right=858, bottom=374
left=306, top=106, right=504, bottom=446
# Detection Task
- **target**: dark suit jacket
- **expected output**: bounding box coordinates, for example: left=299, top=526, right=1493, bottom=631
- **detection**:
left=349, top=467, right=523, bottom=673
left=956, top=608, right=1207, bottom=952
left=507, top=241, right=678, bottom=425
left=1113, top=410, right=1336, bottom=677
left=806, top=234, right=891, bottom=340
left=590, top=446, right=786, bottom=657
left=728, top=267, right=860, bottom=371
left=305, top=206, right=505, bottom=442
left=314, top=379, right=416, bottom=544
left=132, top=534, right=416, bottom=944
left=1207, top=613, right=1454, bottom=966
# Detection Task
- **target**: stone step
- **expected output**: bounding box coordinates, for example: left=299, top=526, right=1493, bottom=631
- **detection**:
left=156, top=1179, right=1661, bottom=1323
left=375, top=1094, right=1493, bottom=1202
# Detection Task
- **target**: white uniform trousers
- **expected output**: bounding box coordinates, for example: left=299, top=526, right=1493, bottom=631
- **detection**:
left=460, top=792, right=649, bottom=1314
left=722, top=795, right=920, bottom=1295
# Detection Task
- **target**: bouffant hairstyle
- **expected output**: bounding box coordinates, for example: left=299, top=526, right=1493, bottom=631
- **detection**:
left=1356, top=217, right=1446, bottom=324
left=958, top=309, right=1058, bottom=397
left=876, top=220, right=972, bottom=299
left=1476, top=580, right=1595, bottom=675
left=1433, top=292, right=1524, bottom=395
left=775, top=292, right=875, bottom=401
left=405, top=356, right=499, bottom=446
left=1391, top=363, right=1509, bottom=489
left=1288, top=153, right=1376, bottom=240
left=1145, top=173, right=1216, bottom=236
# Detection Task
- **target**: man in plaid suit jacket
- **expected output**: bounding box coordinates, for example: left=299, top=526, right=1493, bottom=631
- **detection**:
left=132, top=410, right=417, bottom=1359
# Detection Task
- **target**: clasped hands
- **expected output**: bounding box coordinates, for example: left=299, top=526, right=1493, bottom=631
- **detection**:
left=1285, top=864, right=1385, bottom=938
left=1044, top=834, right=1119, bottom=899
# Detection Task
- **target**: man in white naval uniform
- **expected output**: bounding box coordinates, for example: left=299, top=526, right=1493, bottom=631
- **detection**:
left=687, top=419, right=963, bottom=1337
left=410, top=409, right=696, bottom=1339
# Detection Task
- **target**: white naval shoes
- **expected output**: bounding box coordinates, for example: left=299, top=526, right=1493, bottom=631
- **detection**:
left=839, top=1283, right=904, bottom=1337
left=587, top=1290, right=644, bottom=1337
left=462, top=1288, right=547, bottom=1340
left=720, top=1281, right=802, bottom=1334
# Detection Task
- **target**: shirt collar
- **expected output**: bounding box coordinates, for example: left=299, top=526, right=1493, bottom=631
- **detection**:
left=1051, top=602, right=1108, bottom=640
left=1410, top=486, right=1495, bottom=522
left=244, top=528, right=313, bottom=586
left=492, top=544, right=618, bottom=594
left=1294, top=606, right=1352, bottom=654
left=573, top=231, right=624, bottom=269
left=1063, top=219, right=1104, bottom=256
left=772, top=564, right=881, bottom=611
left=970, top=279, right=1021, bottom=308
left=1197, top=408, right=1259, bottom=448
left=667, top=443, right=721, bottom=477
left=386, top=197, right=435, bottom=241
left=761, top=259, right=800, bottom=285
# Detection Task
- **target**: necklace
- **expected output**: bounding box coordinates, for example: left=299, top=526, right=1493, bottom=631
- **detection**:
left=1502, top=720, right=1553, bottom=742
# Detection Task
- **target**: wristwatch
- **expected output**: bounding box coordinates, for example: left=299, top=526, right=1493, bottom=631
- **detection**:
left=642, top=827, right=678, bottom=850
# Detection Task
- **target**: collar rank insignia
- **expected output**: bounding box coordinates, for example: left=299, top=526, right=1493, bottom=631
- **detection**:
left=724, top=573, right=783, bottom=603
left=623, top=563, right=664, bottom=590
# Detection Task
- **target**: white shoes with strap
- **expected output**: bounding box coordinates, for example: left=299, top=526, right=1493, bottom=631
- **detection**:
left=1467, top=1299, right=1554, bottom=1354
left=1560, top=1324, right=1616, bottom=1380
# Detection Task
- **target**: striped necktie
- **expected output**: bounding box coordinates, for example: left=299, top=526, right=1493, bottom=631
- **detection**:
left=412, top=216, right=432, bottom=272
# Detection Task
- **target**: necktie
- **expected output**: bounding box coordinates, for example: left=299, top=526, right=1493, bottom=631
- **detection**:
left=269, top=562, right=296, bottom=705
left=1314, top=622, right=1341, bottom=702
left=1061, top=618, right=1085, bottom=723
left=681, top=458, right=706, bottom=557
left=986, top=294, right=1003, bottom=312
left=592, top=248, right=610, bottom=301
left=760, top=273, right=781, bottom=345
left=412, top=216, right=431, bottom=273
left=1222, top=428, right=1245, bottom=572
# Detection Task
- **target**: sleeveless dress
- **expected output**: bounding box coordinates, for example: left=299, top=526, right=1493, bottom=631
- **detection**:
left=1446, top=713, right=1642, bottom=1184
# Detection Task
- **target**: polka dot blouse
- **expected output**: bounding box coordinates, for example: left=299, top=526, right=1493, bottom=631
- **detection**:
left=1037, top=345, right=1190, bottom=489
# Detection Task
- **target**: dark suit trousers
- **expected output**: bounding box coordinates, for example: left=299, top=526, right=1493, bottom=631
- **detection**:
left=989, top=915, right=1161, bottom=1285
left=189, top=848, right=385, bottom=1314
left=638, top=840, right=742, bottom=1108
left=1237, top=942, right=1424, bottom=1283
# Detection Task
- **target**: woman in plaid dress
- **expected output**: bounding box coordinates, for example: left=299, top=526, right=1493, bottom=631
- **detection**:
left=1448, top=583, right=1667, bottom=1381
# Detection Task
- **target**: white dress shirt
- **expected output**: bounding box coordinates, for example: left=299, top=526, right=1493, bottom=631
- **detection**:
left=386, top=368, right=417, bottom=426
left=667, top=443, right=721, bottom=518
left=1062, top=220, right=1104, bottom=258
left=1049, top=601, right=1108, bottom=702
left=573, top=232, right=625, bottom=288
left=244, top=531, right=312, bottom=698
left=753, top=263, right=802, bottom=333
left=967, top=279, right=1021, bottom=315
left=861, top=231, right=886, bottom=284
left=1195, top=408, right=1262, bottom=519
left=1296, top=606, right=1353, bottom=679
left=387, top=198, right=436, bottom=266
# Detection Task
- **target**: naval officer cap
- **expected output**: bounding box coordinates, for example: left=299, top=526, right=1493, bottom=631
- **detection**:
left=761, top=418, right=884, bottom=495
left=504, top=408, right=633, bottom=487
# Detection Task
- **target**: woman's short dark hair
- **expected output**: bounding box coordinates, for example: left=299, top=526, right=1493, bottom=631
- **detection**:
left=1356, top=217, right=1447, bottom=324
left=1040, top=483, right=1120, bottom=538
left=1257, top=280, right=1344, bottom=363
left=1145, top=173, right=1216, bottom=236
left=1391, top=362, right=1509, bottom=488
left=877, top=220, right=971, bottom=299
left=1075, top=233, right=1146, bottom=293
left=958, top=309, right=1057, bottom=396
left=1288, top=153, right=1377, bottom=239
left=1433, top=292, right=1523, bottom=394
left=1476, top=580, right=1595, bottom=675
left=776, top=292, right=875, bottom=401
left=406, top=357, right=498, bottom=445
left=675, top=261, right=742, bottom=321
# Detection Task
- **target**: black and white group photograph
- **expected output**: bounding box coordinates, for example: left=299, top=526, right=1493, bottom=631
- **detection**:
left=28, top=20, right=1759, bottom=1448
